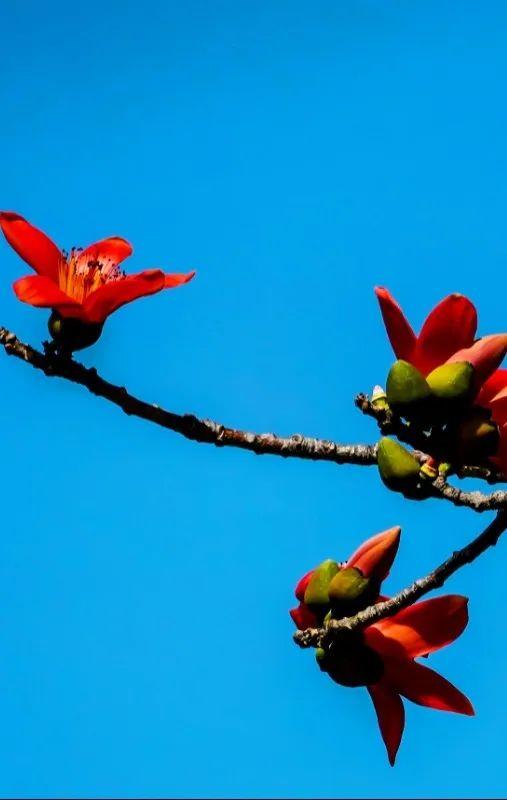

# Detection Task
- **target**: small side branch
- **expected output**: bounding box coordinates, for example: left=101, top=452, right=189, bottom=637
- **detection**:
left=294, top=510, right=507, bottom=648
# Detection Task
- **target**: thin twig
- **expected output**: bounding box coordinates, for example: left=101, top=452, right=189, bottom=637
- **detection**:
left=294, top=510, right=507, bottom=648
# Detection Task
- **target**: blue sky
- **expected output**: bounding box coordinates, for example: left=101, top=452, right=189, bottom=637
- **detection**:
left=1, top=1, right=507, bottom=796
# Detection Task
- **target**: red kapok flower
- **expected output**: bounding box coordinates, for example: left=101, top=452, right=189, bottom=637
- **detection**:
left=477, top=368, right=507, bottom=473
left=375, top=286, right=507, bottom=386
left=289, top=527, right=400, bottom=630
left=0, top=211, right=195, bottom=326
left=364, top=594, right=473, bottom=765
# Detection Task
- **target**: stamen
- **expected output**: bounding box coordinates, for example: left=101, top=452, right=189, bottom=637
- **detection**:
left=57, top=246, right=125, bottom=303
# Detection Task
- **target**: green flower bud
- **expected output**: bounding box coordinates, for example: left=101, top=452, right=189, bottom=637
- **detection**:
left=48, top=311, right=103, bottom=354
left=426, top=362, right=474, bottom=404
left=315, top=647, right=327, bottom=671
left=303, top=559, right=340, bottom=609
left=377, top=437, right=421, bottom=495
left=386, top=360, right=431, bottom=419
left=328, top=567, right=378, bottom=617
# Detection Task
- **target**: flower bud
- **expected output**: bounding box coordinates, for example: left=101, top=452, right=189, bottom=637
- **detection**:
left=303, top=559, right=340, bottom=609
left=386, top=360, right=431, bottom=419
left=377, top=438, right=421, bottom=495
left=426, top=362, right=474, bottom=405
left=328, top=567, right=377, bottom=617
left=48, top=311, right=103, bottom=353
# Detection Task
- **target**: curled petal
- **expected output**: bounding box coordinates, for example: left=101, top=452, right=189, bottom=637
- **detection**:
left=365, top=595, right=468, bottom=659
left=164, top=271, right=196, bottom=288
left=447, top=335, right=507, bottom=387
left=414, top=294, right=477, bottom=375
left=82, top=269, right=167, bottom=323
left=384, top=658, right=474, bottom=716
left=0, top=211, right=62, bottom=281
left=374, top=287, right=416, bottom=362
left=13, top=275, right=83, bottom=318
left=368, top=681, right=405, bottom=766
left=78, top=236, right=133, bottom=268
left=346, top=527, right=401, bottom=582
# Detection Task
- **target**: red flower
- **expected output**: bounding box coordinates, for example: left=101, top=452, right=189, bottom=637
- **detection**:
left=289, top=527, right=400, bottom=630
left=364, top=594, right=473, bottom=765
left=477, top=368, right=507, bottom=473
left=375, top=286, right=507, bottom=386
left=0, top=211, right=195, bottom=324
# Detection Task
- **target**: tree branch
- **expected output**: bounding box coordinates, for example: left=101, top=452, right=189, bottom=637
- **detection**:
left=2, top=326, right=507, bottom=513
left=0, top=326, right=375, bottom=466
left=294, top=510, right=507, bottom=648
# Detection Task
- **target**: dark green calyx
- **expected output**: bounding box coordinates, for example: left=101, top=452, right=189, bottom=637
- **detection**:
left=328, top=567, right=378, bottom=617
left=386, top=360, right=431, bottom=419
left=325, top=638, right=384, bottom=687
left=303, top=559, right=340, bottom=609
left=377, top=437, right=421, bottom=495
left=426, top=362, right=474, bottom=403
left=48, top=311, right=104, bottom=354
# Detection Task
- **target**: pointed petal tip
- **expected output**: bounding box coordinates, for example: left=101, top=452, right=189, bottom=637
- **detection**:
left=347, top=526, right=402, bottom=581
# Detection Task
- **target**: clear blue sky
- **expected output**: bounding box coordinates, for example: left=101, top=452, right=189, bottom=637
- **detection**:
left=1, top=1, right=506, bottom=797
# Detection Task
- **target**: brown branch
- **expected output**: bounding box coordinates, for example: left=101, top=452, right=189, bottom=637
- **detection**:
left=294, top=510, right=507, bottom=648
left=0, top=326, right=375, bottom=466
left=2, top=326, right=507, bottom=514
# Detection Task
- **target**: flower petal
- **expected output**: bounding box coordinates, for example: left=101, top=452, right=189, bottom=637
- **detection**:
left=447, top=335, right=507, bottom=387
left=13, top=275, right=83, bottom=317
left=367, top=681, right=405, bottom=766
left=384, top=658, right=474, bottom=715
left=414, top=294, right=477, bottom=374
left=82, top=269, right=167, bottom=323
left=477, top=369, right=507, bottom=407
left=346, top=527, right=401, bottom=583
left=0, top=211, right=62, bottom=280
left=77, top=236, right=133, bottom=268
left=289, top=602, right=319, bottom=630
left=375, top=287, right=416, bottom=362
left=365, top=595, right=468, bottom=659
left=295, top=569, right=315, bottom=601
left=164, top=270, right=196, bottom=288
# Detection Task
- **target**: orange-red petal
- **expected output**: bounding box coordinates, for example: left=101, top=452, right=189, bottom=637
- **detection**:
left=447, top=335, right=507, bottom=387
left=0, top=211, right=62, bottom=281
left=164, top=271, right=196, bottom=288
left=295, top=569, right=315, bottom=602
left=374, top=287, right=416, bottom=362
left=413, top=294, right=477, bottom=375
left=289, top=603, right=318, bottom=630
left=13, top=275, right=83, bottom=318
left=78, top=236, right=133, bottom=268
left=365, top=595, right=468, bottom=659
left=367, top=681, right=405, bottom=766
left=82, top=269, right=167, bottom=323
left=346, top=526, right=401, bottom=582
left=384, top=658, right=474, bottom=715
left=478, top=369, right=507, bottom=406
